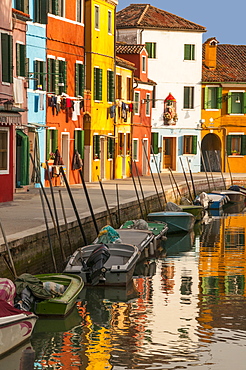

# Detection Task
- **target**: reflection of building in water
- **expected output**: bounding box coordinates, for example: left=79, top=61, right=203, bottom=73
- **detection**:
left=198, top=215, right=246, bottom=341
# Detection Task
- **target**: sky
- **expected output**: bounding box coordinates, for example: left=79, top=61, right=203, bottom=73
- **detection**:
left=117, top=0, right=246, bottom=45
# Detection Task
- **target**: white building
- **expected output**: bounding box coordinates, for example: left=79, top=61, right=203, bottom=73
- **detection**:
left=116, top=4, right=206, bottom=173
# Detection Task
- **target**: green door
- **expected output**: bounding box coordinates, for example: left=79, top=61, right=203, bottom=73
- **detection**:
left=16, top=130, right=29, bottom=187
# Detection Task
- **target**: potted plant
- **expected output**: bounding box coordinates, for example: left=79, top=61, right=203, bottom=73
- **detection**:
left=232, top=150, right=239, bottom=155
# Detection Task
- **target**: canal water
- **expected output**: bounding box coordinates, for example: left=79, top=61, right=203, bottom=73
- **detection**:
left=23, top=212, right=246, bottom=369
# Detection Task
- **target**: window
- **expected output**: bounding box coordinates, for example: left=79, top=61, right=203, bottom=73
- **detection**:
left=146, top=93, right=150, bottom=116
left=142, top=56, right=146, bottom=72
left=75, top=62, right=85, bottom=97
left=152, top=85, right=156, bottom=108
left=95, top=5, right=100, bottom=29
left=183, top=86, right=194, bottom=109
left=48, top=0, right=65, bottom=17
left=145, top=42, right=156, bottom=58
left=227, top=92, right=245, bottom=114
left=34, top=0, right=48, bottom=23
left=0, top=129, right=9, bottom=172
left=74, top=129, right=84, bottom=159
left=15, top=0, right=29, bottom=13
left=94, top=67, right=102, bottom=101
left=107, top=136, right=114, bottom=159
left=47, top=58, right=56, bottom=93
left=126, top=77, right=132, bottom=101
left=107, top=70, right=114, bottom=102
left=116, top=74, right=122, bottom=99
left=46, top=129, right=58, bottom=160
left=16, top=43, right=26, bottom=77
left=76, top=0, right=83, bottom=23
left=1, top=33, right=13, bottom=84
left=118, top=133, right=124, bottom=155
left=57, top=59, right=67, bottom=94
left=93, top=135, right=100, bottom=159
left=184, top=44, right=195, bottom=60
left=204, top=86, right=222, bottom=109
left=47, top=58, right=66, bottom=94
left=183, top=135, right=197, bottom=154
left=134, top=92, right=140, bottom=114
left=132, top=139, right=138, bottom=161
left=34, top=60, right=46, bottom=90
left=108, top=10, right=112, bottom=34
left=151, top=132, right=159, bottom=154
left=227, top=134, right=246, bottom=155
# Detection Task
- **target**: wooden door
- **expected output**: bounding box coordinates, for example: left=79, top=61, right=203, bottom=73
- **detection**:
left=162, top=137, right=173, bottom=169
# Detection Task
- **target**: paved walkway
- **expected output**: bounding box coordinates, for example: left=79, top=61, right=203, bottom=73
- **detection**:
left=0, top=172, right=244, bottom=244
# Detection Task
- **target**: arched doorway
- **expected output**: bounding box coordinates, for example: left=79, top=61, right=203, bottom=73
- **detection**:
left=201, top=133, right=221, bottom=172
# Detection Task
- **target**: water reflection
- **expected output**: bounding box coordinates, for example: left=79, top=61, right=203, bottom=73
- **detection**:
left=30, top=212, right=246, bottom=369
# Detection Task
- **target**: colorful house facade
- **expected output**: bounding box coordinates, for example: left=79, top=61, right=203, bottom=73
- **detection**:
left=115, top=55, right=134, bottom=179
left=84, top=0, right=118, bottom=182
left=46, top=0, right=85, bottom=186
left=116, top=43, right=155, bottom=176
left=201, top=38, right=246, bottom=173
left=116, top=4, right=206, bottom=174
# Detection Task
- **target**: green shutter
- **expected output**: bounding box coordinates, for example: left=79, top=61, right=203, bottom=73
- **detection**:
left=184, top=44, right=190, bottom=60
left=16, top=43, right=20, bottom=77
left=192, top=136, right=197, bottom=154
left=47, top=58, right=52, bottom=92
left=241, top=135, right=246, bottom=155
left=204, top=86, right=208, bottom=109
left=107, top=137, right=114, bottom=159
left=94, top=68, right=97, bottom=100
left=17, top=130, right=29, bottom=186
left=93, top=135, right=100, bottom=159
left=94, top=68, right=102, bottom=101
left=75, top=130, right=85, bottom=159
left=226, top=135, right=232, bottom=155
left=1, top=34, right=13, bottom=83
left=52, top=129, right=58, bottom=153
left=46, top=129, right=51, bottom=159
left=79, top=63, right=85, bottom=97
left=25, top=57, right=29, bottom=79
left=151, top=132, right=159, bottom=154
left=107, top=70, right=114, bottom=102
left=243, top=92, right=246, bottom=114
left=53, top=0, right=59, bottom=15
left=227, top=92, right=232, bottom=114
left=145, top=43, right=151, bottom=57
left=9, top=35, right=13, bottom=83
left=55, top=59, right=59, bottom=95
left=16, top=44, right=26, bottom=77
left=217, top=87, right=222, bottom=109
left=75, top=63, right=79, bottom=96
left=61, top=60, right=67, bottom=93
left=40, top=0, right=48, bottom=24
left=98, top=68, right=102, bottom=100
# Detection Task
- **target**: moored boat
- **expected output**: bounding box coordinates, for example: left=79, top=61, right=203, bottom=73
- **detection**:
left=178, top=204, right=205, bottom=221
left=15, top=273, right=84, bottom=317
left=212, top=189, right=246, bottom=205
left=0, top=300, right=37, bottom=358
left=63, top=242, right=140, bottom=286
left=147, top=211, right=195, bottom=234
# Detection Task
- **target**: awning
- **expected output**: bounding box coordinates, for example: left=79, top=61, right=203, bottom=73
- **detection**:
left=0, top=112, right=21, bottom=126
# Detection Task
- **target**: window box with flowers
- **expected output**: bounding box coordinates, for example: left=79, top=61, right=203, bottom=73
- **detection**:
left=48, top=152, right=55, bottom=165
left=231, top=150, right=240, bottom=156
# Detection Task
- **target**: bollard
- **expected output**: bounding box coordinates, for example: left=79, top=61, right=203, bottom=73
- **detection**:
left=19, top=348, right=35, bottom=370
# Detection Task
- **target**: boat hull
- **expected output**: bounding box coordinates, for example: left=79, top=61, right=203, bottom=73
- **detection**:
left=147, top=211, right=195, bottom=234
left=0, top=313, right=37, bottom=358
left=64, top=243, right=140, bottom=286
left=179, top=205, right=204, bottom=221
left=33, top=274, right=84, bottom=316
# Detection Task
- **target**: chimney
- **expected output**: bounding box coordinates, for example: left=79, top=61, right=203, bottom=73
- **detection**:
left=204, top=37, right=218, bottom=69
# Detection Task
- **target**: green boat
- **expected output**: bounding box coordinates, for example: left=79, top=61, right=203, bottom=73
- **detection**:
left=34, top=274, right=84, bottom=316
left=15, top=273, right=84, bottom=317
left=179, top=204, right=205, bottom=221
left=120, top=219, right=168, bottom=240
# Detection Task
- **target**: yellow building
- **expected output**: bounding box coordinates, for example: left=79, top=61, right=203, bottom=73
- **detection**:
left=201, top=37, right=246, bottom=174
left=84, top=0, right=118, bottom=182
left=114, top=56, right=135, bottom=179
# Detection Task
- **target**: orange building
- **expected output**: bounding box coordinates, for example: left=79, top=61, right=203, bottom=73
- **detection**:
left=46, top=1, right=86, bottom=185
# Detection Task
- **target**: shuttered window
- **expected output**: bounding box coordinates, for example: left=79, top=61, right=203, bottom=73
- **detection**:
left=145, top=42, right=156, bottom=58
left=58, top=59, right=67, bottom=94
left=134, top=92, right=140, bottom=114
left=75, top=63, right=85, bottom=97
left=0, top=129, right=8, bottom=172
left=184, top=44, right=195, bottom=60
left=34, top=60, right=46, bottom=91
left=48, top=0, right=65, bottom=17
left=132, top=139, right=138, bottom=161
left=227, top=92, right=244, bottom=114
left=95, top=5, right=100, bottom=29
left=151, top=132, right=159, bottom=154
left=183, top=135, right=197, bottom=154
left=93, top=135, right=100, bottom=159
left=184, top=86, right=194, bottom=109
left=1, top=33, right=13, bottom=83
left=116, top=74, right=122, bottom=99
left=74, top=129, right=84, bottom=159
left=34, top=0, right=47, bottom=23
left=94, top=67, right=102, bottom=101
left=107, top=70, right=114, bottom=102
left=16, top=0, right=29, bottom=13
left=204, top=86, right=222, bottom=109
left=46, top=129, right=58, bottom=160
left=126, top=77, right=132, bottom=101
left=226, top=135, right=246, bottom=155
left=16, top=43, right=26, bottom=77
left=107, top=136, right=114, bottom=159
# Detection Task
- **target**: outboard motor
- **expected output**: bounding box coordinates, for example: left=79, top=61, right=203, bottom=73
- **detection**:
left=83, top=244, right=110, bottom=285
